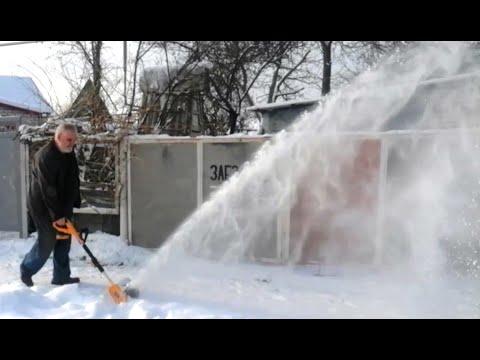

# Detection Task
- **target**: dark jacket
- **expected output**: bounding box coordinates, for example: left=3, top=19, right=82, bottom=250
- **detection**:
left=28, top=140, right=81, bottom=222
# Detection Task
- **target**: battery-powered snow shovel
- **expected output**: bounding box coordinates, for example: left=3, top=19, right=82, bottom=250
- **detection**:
left=53, top=219, right=129, bottom=304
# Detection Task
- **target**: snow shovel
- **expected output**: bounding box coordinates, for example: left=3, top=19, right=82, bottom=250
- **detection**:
left=53, top=220, right=129, bottom=304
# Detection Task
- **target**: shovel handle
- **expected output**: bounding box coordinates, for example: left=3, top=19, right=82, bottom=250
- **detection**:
left=52, top=220, right=127, bottom=304
left=80, top=228, right=89, bottom=242
left=82, top=244, right=105, bottom=273
left=54, top=221, right=104, bottom=273
left=77, top=229, right=104, bottom=272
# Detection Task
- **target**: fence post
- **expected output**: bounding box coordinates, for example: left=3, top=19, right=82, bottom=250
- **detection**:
left=197, top=141, right=203, bottom=207
left=19, top=142, right=29, bottom=238
left=374, top=136, right=388, bottom=268
left=119, top=137, right=129, bottom=245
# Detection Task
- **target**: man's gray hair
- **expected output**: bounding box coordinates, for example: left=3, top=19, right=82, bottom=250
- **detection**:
left=55, top=122, right=78, bottom=139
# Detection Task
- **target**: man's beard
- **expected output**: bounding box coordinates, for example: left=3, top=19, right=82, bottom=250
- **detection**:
left=59, top=147, right=74, bottom=153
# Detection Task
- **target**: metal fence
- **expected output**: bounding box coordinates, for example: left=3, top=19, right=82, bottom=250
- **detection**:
left=0, top=132, right=21, bottom=232
left=12, top=130, right=480, bottom=271
left=124, top=136, right=267, bottom=249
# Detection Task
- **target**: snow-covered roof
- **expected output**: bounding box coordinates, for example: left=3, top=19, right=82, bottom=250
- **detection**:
left=0, top=75, right=53, bottom=114
left=247, top=99, right=321, bottom=112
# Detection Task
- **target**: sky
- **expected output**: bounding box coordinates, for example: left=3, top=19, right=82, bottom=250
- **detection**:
left=0, top=41, right=148, bottom=115
left=0, top=230, right=478, bottom=319
left=0, top=41, right=74, bottom=112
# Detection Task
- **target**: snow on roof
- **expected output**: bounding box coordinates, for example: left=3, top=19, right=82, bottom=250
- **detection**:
left=247, top=98, right=321, bottom=112
left=0, top=75, right=53, bottom=114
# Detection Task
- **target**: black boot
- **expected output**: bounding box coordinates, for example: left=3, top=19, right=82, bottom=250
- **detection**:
left=21, top=273, right=34, bottom=287
left=51, top=277, right=80, bottom=286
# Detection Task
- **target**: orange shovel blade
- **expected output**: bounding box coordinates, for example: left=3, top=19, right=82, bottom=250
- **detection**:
left=108, top=284, right=128, bottom=304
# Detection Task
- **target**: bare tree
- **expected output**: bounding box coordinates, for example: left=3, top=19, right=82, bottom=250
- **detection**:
left=315, top=41, right=412, bottom=96
left=124, top=41, right=158, bottom=118
left=134, top=41, right=212, bottom=135
left=72, top=41, right=103, bottom=96
left=201, top=41, right=299, bottom=133
left=335, top=41, right=413, bottom=83
left=52, top=41, right=112, bottom=129
left=144, top=41, right=322, bottom=134
left=320, top=41, right=333, bottom=96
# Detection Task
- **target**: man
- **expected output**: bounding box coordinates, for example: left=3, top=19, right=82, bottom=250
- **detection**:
left=20, top=122, right=83, bottom=287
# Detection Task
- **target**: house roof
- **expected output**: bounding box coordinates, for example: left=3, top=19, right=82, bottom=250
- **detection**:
left=139, top=65, right=209, bottom=94
left=62, top=79, right=112, bottom=120
left=247, top=99, right=321, bottom=113
left=0, top=75, right=53, bottom=114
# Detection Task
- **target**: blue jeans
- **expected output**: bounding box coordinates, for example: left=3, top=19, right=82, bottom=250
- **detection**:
left=20, top=210, right=72, bottom=281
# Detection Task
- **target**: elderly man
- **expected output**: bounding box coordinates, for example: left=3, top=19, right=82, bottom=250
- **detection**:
left=20, top=122, right=83, bottom=287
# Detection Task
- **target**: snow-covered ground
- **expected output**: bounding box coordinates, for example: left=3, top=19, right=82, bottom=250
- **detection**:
left=1, top=231, right=478, bottom=319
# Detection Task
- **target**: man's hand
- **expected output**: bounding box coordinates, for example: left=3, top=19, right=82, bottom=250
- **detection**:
left=54, top=218, right=66, bottom=226
left=53, top=218, right=84, bottom=245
